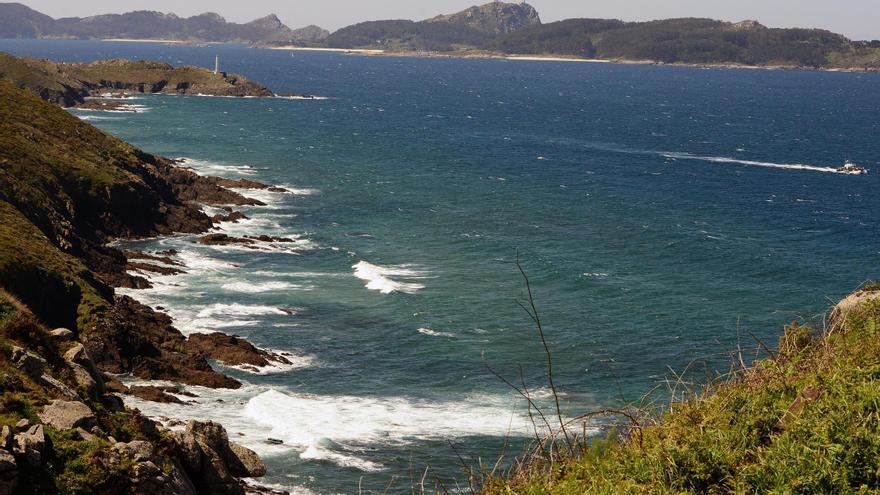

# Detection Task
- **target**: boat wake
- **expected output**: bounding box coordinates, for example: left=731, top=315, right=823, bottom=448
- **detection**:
left=660, top=152, right=844, bottom=174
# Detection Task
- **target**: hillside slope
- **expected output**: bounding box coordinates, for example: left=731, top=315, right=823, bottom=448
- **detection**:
left=0, top=72, right=291, bottom=492
left=492, top=17, right=880, bottom=69
left=486, top=286, right=880, bottom=493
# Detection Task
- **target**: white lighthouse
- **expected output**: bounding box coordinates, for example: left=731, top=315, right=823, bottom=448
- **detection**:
left=214, top=55, right=220, bottom=75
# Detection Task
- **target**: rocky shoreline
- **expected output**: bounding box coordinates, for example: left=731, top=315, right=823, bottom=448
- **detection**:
left=0, top=65, right=301, bottom=493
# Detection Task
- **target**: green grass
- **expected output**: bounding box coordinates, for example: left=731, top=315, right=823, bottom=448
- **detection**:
left=485, top=288, right=880, bottom=494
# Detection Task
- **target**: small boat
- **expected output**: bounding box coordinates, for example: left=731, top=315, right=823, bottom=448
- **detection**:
left=837, top=160, right=869, bottom=175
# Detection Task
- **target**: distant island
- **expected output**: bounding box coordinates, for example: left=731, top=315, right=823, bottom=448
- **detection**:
left=2, top=1, right=879, bottom=71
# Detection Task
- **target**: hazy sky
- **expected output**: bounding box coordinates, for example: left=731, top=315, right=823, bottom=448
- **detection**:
left=21, top=0, right=880, bottom=40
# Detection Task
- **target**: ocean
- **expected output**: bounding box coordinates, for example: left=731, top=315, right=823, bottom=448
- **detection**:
left=1, top=39, right=878, bottom=494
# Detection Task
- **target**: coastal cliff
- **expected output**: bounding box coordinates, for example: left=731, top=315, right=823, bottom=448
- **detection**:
left=0, top=67, right=290, bottom=493
left=0, top=52, right=274, bottom=107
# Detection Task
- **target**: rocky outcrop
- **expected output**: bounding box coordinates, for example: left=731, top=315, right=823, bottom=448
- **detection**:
left=186, top=333, right=293, bottom=369
left=426, top=2, right=541, bottom=35
left=84, top=296, right=241, bottom=389
left=38, top=400, right=96, bottom=430
left=175, top=421, right=266, bottom=495
left=13, top=424, right=44, bottom=467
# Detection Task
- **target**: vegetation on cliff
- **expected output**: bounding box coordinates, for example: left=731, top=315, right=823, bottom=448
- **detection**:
left=485, top=286, right=880, bottom=494
left=0, top=62, right=288, bottom=492
left=492, top=18, right=880, bottom=69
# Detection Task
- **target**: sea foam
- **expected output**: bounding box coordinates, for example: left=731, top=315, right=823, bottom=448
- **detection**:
left=352, top=261, right=427, bottom=294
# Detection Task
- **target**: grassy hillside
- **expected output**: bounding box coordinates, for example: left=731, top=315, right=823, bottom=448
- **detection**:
left=485, top=286, right=880, bottom=494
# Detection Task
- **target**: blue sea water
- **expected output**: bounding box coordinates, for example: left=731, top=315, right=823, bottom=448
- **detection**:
left=2, top=39, right=879, bottom=493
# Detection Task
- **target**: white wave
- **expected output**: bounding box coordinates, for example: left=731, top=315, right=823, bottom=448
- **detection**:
left=418, top=327, right=455, bottom=338
left=175, top=158, right=260, bottom=176
left=196, top=303, right=291, bottom=319
left=244, top=389, right=541, bottom=449
left=74, top=114, right=122, bottom=121
left=275, top=184, right=320, bottom=195
left=352, top=261, right=427, bottom=294
left=300, top=443, right=382, bottom=472
left=176, top=250, right=238, bottom=271
left=221, top=281, right=308, bottom=293
left=661, top=152, right=842, bottom=174
left=275, top=95, right=329, bottom=101
left=582, top=272, right=609, bottom=278
left=252, top=270, right=340, bottom=278
left=76, top=104, right=151, bottom=113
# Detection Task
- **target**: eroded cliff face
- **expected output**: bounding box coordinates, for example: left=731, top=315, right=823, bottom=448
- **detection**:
left=0, top=71, right=288, bottom=493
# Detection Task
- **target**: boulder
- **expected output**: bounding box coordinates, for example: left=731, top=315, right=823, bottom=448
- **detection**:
left=101, top=394, right=126, bottom=412
left=49, top=328, right=75, bottom=341
left=0, top=449, right=16, bottom=495
left=228, top=443, right=266, bottom=478
left=10, top=347, right=46, bottom=378
left=63, top=344, right=105, bottom=394
left=68, top=362, right=100, bottom=398
left=174, top=421, right=265, bottom=495
left=128, top=385, right=186, bottom=404
left=13, top=425, right=44, bottom=466
left=114, top=440, right=155, bottom=462
left=0, top=427, right=12, bottom=452
left=13, top=421, right=27, bottom=432
left=38, top=400, right=95, bottom=430
left=38, top=373, right=81, bottom=401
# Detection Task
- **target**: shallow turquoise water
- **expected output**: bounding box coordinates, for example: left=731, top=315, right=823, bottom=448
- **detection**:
left=2, top=40, right=879, bottom=493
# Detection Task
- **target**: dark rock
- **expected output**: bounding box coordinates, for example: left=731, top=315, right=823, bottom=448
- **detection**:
left=38, top=400, right=96, bottom=430
left=244, top=235, right=294, bottom=243
left=198, top=234, right=255, bottom=246
left=101, top=394, right=126, bottom=412
left=212, top=211, right=249, bottom=224
left=174, top=420, right=266, bottom=495
left=127, top=261, right=186, bottom=276
left=265, top=438, right=283, bottom=445
left=185, top=333, right=291, bottom=368
left=208, top=178, right=270, bottom=190
left=83, top=296, right=241, bottom=389
left=13, top=421, right=27, bottom=432
left=266, top=187, right=288, bottom=193
left=128, top=386, right=186, bottom=405
left=0, top=448, right=16, bottom=495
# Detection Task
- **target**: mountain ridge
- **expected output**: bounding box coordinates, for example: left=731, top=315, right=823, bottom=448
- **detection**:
left=0, top=2, right=329, bottom=43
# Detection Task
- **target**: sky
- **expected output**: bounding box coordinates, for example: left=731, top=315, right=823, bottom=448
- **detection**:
left=20, top=0, right=880, bottom=41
